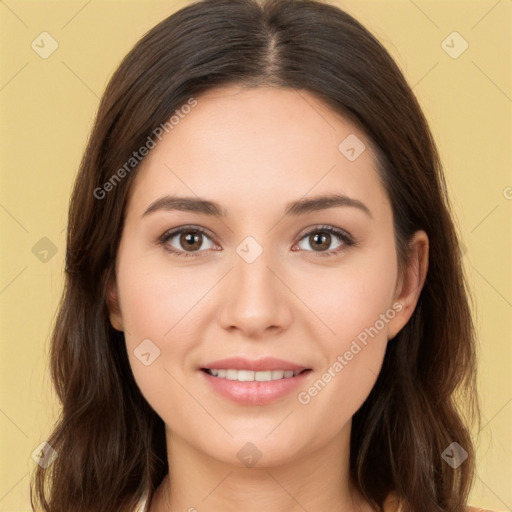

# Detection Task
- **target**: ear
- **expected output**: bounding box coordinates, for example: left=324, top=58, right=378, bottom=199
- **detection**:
left=387, top=230, right=429, bottom=340
left=106, top=277, right=124, bottom=332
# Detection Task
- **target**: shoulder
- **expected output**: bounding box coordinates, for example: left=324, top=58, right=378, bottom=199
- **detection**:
left=465, top=507, right=500, bottom=512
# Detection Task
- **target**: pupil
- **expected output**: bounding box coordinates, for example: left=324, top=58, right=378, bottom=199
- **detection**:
left=312, top=232, right=330, bottom=251
left=182, top=232, right=201, bottom=250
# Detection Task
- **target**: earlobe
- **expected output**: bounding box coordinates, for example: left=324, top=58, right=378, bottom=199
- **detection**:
left=387, top=231, right=429, bottom=340
left=106, top=279, right=124, bottom=332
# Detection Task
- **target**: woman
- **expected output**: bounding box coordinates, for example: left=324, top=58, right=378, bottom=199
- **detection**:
left=30, top=0, right=483, bottom=511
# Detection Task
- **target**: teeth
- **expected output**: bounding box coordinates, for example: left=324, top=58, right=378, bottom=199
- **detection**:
left=206, top=368, right=303, bottom=381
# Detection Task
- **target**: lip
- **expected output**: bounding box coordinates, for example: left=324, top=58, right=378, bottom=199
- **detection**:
left=199, top=367, right=313, bottom=405
left=201, top=357, right=310, bottom=372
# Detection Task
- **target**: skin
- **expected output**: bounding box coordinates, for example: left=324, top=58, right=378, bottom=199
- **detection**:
left=108, top=85, right=429, bottom=512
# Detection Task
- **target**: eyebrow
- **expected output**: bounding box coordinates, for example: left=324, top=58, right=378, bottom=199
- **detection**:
left=142, top=194, right=372, bottom=219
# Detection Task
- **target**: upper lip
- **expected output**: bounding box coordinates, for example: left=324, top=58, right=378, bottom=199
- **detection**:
left=201, top=357, right=310, bottom=372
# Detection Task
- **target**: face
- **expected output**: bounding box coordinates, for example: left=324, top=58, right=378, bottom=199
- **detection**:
left=108, top=85, right=426, bottom=468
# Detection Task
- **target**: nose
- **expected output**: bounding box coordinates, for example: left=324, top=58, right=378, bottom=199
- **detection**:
left=217, top=248, right=293, bottom=339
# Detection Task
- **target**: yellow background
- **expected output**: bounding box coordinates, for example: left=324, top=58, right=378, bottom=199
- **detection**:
left=0, top=0, right=510, bottom=510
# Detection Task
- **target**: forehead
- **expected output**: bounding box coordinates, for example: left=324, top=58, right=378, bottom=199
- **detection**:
left=127, top=85, right=390, bottom=221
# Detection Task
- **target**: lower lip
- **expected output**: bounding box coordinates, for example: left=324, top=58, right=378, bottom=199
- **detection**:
left=199, top=369, right=312, bottom=405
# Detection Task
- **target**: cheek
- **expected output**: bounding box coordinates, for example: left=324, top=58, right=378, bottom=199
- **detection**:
left=302, top=241, right=398, bottom=344
left=295, top=335, right=387, bottom=452
left=294, top=243, right=397, bottom=416
left=115, top=249, right=203, bottom=399
left=117, top=252, right=211, bottom=344
left=295, top=279, right=394, bottom=440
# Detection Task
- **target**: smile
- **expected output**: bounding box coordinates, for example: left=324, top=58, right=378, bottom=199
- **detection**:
left=200, top=368, right=313, bottom=405
left=203, top=368, right=309, bottom=381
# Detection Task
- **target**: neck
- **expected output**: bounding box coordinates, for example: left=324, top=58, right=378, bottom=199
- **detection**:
left=150, top=420, right=372, bottom=512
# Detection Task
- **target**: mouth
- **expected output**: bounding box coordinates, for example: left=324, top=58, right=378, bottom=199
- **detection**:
left=200, top=368, right=312, bottom=382
left=198, top=367, right=314, bottom=405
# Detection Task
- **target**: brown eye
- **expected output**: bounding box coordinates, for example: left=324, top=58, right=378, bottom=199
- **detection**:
left=297, top=227, right=349, bottom=254
left=159, top=227, right=216, bottom=257
left=179, top=232, right=204, bottom=252
left=308, top=232, right=333, bottom=252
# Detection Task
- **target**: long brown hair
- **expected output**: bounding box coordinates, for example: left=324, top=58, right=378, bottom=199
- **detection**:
left=30, top=0, right=480, bottom=510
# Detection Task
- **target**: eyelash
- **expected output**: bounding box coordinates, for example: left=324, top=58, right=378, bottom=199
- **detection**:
left=157, top=224, right=357, bottom=259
